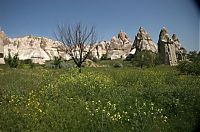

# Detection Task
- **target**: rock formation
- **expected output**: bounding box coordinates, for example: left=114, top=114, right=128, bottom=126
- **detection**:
left=0, top=30, right=9, bottom=64
left=158, top=27, right=178, bottom=66
left=0, top=27, right=187, bottom=65
left=172, top=34, right=187, bottom=61
left=0, top=40, right=4, bottom=64
left=107, top=31, right=132, bottom=60
left=91, top=41, right=110, bottom=59
left=132, top=27, right=157, bottom=53
left=2, top=35, right=70, bottom=64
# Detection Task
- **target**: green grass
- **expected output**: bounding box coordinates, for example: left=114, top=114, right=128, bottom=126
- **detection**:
left=0, top=64, right=200, bottom=131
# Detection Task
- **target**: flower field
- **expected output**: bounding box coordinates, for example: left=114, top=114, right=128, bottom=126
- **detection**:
left=0, top=66, right=200, bottom=131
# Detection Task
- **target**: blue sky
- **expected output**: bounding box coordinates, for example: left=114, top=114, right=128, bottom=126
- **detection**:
left=0, top=0, right=199, bottom=51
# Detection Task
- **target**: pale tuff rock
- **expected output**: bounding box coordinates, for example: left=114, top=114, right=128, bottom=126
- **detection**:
left=0, top=28, right=187, bottom=65
left=158, top=27, right=178, bottom=66
left=157, top=28, right=187, bottom=66
left=172, top=34, right=187, bottom=61
left=133, top=27, right=157, bottom=52
left=0, top=30, right=8, bottom=64
left=83, top=59, right=101, bottom=67
left=172, top=34, right=181, bottom=52
left=118, top=30, right=130, bottom=44
left=107, top=31, right=132, bottom=60
left=91, top=31, right=133, bottom=60
left=91, top=41, right=110, bottom=59
left=2, top=35, right=70, bottom=64
left=0, top=41, right=4, bottom=64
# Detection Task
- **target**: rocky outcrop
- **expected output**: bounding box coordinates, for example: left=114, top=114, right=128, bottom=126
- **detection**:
left=92, top=41, right=110, bottom=59
left=158, top=27, right=178, bottom=66
left=2, top=35, right=71, bottom=64
left=132, top=27, right=157, bottom=53
left=107, top=31, right=132, bottom=60
left=0, top=30, right=8, bottom=64
left=172, top=34, right=187, bottom=61
left=91, top=31, right=133, bottom=60
left=0, top=27, right=187, bottom=65
left=0, top=39, right=4, bottom=64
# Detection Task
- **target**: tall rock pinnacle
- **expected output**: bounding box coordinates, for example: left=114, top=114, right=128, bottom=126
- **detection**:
left=132, top=27, right=157, bottom=53
left=157, top=27, right=177, bottom=66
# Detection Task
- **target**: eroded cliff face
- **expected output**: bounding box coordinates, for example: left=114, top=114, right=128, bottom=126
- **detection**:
left=0, top=27, right=187, bottom=65
left=107, top=31, right=133, bottom=60
left=172, top=34, right=187, bottom=61
left=133, top=27, right=157, bottom=53
left=91, top=31, right=133, bottom=60
left=157, top=28, right=175, bottom=66
left=2, top=35, right=71, bottom=64
left=0, top=30, right=9, bottom=64
left=157, top=27, right=187, bottom=66
left=91, top=41, right=110, bottom=59
left=1, top=29, right=133, bottom=64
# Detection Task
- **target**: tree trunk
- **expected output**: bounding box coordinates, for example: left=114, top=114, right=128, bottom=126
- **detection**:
left=140, top=64, right=143, bottom=69
left=79, top=67, right=82, bottom=73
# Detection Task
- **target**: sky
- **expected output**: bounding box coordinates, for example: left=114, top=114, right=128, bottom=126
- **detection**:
left=0, top=0, right=199, bottom=51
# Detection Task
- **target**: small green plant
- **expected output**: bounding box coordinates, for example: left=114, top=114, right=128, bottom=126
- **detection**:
left=101, top=53, right=110, bottom=60
left=113, top=63, right=123, bottom=68
left=52, top=56, right=62, bottom=68
left=4, top=52, right=19, bottom=68
left=19, top=59, right=35, bottom=69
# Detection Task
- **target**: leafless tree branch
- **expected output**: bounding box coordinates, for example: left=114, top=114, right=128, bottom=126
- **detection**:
left=55, top=22, right=97, bottom=72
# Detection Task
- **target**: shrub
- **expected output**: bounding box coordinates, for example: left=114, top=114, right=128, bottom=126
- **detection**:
left=20, top=59, right=32, bottom=64
left=125, top=54, right=134, bottom=61
left=132, top=50, right=156, bottom=68
left=187, top=51, right=198, bottom=62
left=113, top=63, right=123, bottom=68
left=19, top=59, right=35, bottom=68
left=4, top=52, right=19, bottom=68
left=53, top=56, right=62, bottom=68
left=101, top=53, right=110, bottom=60
left=177, top=60, right=200, bottom=75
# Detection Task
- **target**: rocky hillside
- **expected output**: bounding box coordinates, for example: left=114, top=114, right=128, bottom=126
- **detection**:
left=133, top=27, right=157, bottom=53
left=0, top=30, right=136, bottom=64
left=0, top=27, right=186, bottom=65
left=0, top=31, right=71, bottom=64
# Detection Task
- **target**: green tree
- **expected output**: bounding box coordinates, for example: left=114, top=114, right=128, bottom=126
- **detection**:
left=187, top=51, right=198, bottom=62
left=177, top=51, right=200, bottom=75
left=132, top=50, right=156, bottom=68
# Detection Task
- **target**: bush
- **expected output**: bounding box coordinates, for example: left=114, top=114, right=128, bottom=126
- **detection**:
left=101, top=53, right=110, bottom=60
left=177, top=60, right=200, bottom=75
left=19, top=59, right=35, bottom=68
left=125, top=54, right=134, bottom=61
left=53, top=56, right=62, bottom=68
left=132, top=50, right=156, bottom=68
left=113, top=63, right=123, bottom=68
left=187, top=51, right=199, bottom=62
left=4, top=52, right=19, bottom=68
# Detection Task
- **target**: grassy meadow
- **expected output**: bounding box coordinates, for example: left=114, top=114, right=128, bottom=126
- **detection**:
left=0, top=61, right=200, bottom=131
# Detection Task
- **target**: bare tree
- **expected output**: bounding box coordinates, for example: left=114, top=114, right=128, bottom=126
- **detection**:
left=55, top=23, right=97, bottom=73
